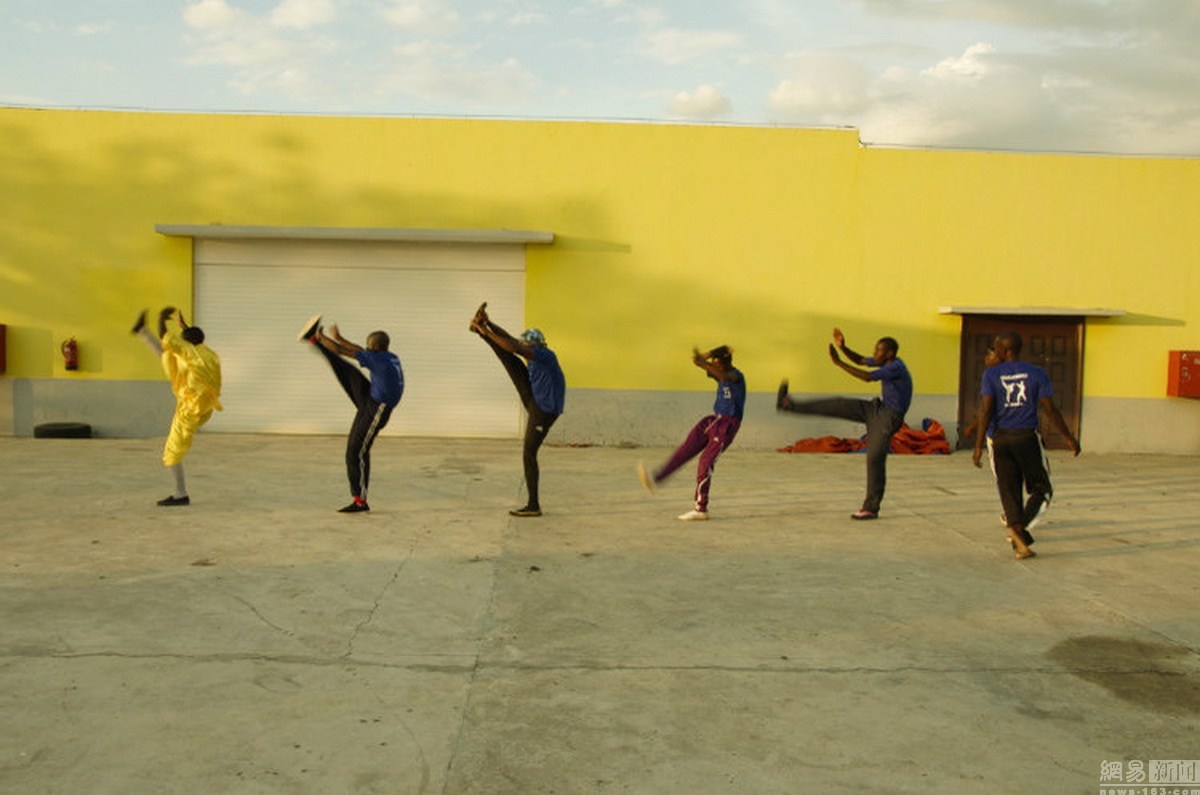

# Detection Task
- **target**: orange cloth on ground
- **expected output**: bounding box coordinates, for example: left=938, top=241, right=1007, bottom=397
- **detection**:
left=778, top=419, right=951, bottom=455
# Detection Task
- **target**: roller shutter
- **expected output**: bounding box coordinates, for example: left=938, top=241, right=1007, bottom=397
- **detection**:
left=193, top=238, right=525, bottom=437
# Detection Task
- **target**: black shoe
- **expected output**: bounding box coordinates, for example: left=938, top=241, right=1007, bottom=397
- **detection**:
left=157, top=495, right=190, bottom=506
left=338, top=501, right=370, bottom=513
left=131, top=310, right=148, bottom=334
left=509, top=505, right=542, bottom=517
left=777, top=379, right=791, bottom=410
left=298, top=314, right=321, bottom=342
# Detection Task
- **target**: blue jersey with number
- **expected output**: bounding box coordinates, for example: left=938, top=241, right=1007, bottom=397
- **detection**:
left=713, top=368, right=746, bottom=420
left=982, top=360, right=1051, bottom=430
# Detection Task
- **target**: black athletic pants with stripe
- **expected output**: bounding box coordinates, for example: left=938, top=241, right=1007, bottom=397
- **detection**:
left=481, top=335, right=559, bottom=509
left=317, top=344, right=395, bottom=501
left=990, top=427, right=1052, bottom=529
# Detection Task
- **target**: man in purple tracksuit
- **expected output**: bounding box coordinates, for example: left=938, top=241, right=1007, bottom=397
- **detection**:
left=638, top=345, right=745, bottom=521
left=299, top=316, right=404, bottom=513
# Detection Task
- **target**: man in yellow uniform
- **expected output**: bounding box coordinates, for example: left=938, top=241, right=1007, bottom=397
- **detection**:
left=133, top=306, right=223, bottom=506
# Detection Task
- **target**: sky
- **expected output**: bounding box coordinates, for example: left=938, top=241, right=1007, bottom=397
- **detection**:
left=3, top=0, right=1199, bottom=156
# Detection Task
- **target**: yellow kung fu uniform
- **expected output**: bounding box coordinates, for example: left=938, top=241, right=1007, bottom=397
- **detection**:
left=160, top=331, right=223, bottom=466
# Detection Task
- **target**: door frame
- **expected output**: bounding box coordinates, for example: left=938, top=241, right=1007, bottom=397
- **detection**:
left=955, top=314, right=1085, bottom=450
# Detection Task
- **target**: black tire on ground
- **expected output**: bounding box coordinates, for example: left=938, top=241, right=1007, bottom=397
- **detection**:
left=33, top=422, right=92, bottom=439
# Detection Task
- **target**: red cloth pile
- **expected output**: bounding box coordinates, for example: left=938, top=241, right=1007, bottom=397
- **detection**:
left=778, top=419, right=952, bottom=455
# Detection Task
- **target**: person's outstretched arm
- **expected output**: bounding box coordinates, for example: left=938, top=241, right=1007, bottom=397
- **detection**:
left=1039, top=397, right=1081, bottom=456
left=828, top=342, right=873, bottom=382
left=158, top=307, right=175, bottom=339
left=832, top=327, right=867, bottom=366
left=972, top=396, right=995, bottom=468
left=691, top=348, right=740, bottom=382
left=480, top=318, right=535, bottom=359
left=319, top=325, right=363, bottom=358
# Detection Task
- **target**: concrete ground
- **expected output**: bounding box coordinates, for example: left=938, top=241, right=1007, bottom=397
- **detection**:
left=1, top=434, right=1198, bottom=795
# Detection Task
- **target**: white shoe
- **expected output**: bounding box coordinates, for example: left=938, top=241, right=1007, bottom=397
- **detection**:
left=297, top=314, right=321, bottom=342
left=637, top=461, right=656, bottom=493
left=678, top=509, right=708, bottom=521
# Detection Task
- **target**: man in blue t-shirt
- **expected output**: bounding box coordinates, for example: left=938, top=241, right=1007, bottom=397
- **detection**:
left=299, top=316, right=404, bottom=513
left=777, top=327, right=913, bottom=520
left=638, top=345, right=745, bottom=521
left=972, top=331, right=1079, bottom=560
left=470, top=303, right=566, bottom=517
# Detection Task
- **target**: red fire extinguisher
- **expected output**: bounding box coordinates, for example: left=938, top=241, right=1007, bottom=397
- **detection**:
left=61, top=337, right=79, bottom=371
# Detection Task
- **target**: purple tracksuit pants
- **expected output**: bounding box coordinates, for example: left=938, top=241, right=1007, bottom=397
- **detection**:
left=654, top=413, right=741, bottom=512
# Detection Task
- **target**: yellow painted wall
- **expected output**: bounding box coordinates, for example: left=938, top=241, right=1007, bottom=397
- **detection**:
left=2, top=108, right=1197, bottom=399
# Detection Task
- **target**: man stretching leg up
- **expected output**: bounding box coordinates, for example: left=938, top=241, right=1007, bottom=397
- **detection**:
left=299, top=316, right=404, bottom=513
left=470, top=303, right=566, bottom=517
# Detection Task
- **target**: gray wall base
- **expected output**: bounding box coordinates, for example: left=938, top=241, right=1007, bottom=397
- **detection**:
left=552, top=390, right=959, bottom=451
left=5, top=378, right=175, bottom=438
left=3, top=379, right=1197, bottom=454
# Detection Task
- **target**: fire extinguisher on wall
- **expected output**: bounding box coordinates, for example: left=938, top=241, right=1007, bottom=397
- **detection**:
left=61, top=337, right=79, bottom=371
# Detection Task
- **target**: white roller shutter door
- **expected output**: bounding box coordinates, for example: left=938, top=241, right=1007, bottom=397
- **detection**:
left=193, top=238, right=524, bottom=437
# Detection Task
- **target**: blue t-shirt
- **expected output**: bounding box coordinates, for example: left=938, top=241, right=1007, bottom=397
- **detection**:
left=982, top=360, right=1051, bottom=430
left=355, top=349, right=404, bottom=407
left=865, top=357, right=913, bottom=414
left=712, top=368, right=746, bottom=420
left=528, top=346, right=566, bottom=415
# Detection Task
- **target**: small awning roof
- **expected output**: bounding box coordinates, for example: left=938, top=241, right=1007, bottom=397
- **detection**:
left=939, top=306, right=1125, bottom=317
left=156, top=224, right=554, bottom=245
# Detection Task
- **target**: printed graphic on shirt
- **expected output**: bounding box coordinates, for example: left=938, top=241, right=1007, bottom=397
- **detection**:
left=1000, top=374, right=1029, bottom=408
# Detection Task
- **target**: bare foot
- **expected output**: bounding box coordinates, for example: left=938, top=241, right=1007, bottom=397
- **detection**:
left=1007, top=528, right=1036, bottom=560
left=469, top=302, right=488, bottom=334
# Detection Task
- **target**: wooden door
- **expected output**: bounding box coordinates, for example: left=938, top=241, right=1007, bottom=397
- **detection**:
left=956, top=316, right=1083, bottom=450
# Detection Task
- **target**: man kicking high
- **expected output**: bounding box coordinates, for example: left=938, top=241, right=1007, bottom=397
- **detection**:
left=132, top=306, right=222, bottom=506
left=470, top=302, right=566, bottom=517
left=299, top=316, right=404, bottom=513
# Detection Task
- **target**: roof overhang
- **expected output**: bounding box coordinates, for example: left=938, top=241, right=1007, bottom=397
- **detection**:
left=156, top=224, right=554, bottom=245
left=939, top=306, right=1125, bottom=317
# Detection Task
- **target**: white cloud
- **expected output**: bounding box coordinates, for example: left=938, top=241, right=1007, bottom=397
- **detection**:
left=183, top=0, right=243, bottom=31
left=922, top=42, right=998, bottom=79
left=508, top=11, right=550, bottom=27
left=641, top=28, right=743, bottom=65
left=768, top=53, right=872, bottom=118
left=380, top=1, right=460, bottom=33
left=668, top=84, right=731, bottom=118
left=74, top=23, right=112, bottom=36
left=270, top=0, right=338, bottom=30
left=182, top=0, right=338, bottom=100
